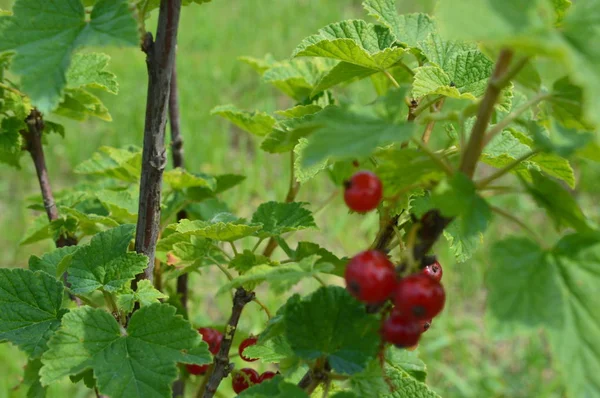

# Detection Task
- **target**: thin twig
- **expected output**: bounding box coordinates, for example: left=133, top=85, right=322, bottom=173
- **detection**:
left=482, top=92, right=550, bottom=147
left=262, top=151, right=300, bottom=257
left=491, top=206, right=546, bottom=247
left=134, top=0, right=183, bottom=282
left=252, top=297, right=272, bottom=320
left=411, top=138, right=454, bottom=176
left=476, top=150, right=538, bottom=188
left=459, top=49, right=515, bottom=178
left=202, top=288, right=255, bottom=398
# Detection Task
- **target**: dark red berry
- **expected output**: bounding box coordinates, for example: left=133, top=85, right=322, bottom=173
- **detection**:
left=381, top=311, right=422, bottom=347
left=343, top=171, right=383, bottom=212
left=393, top=274, right=445, bottom=320
left=199, top=327, right=223, bottom=355
left=239, top=336, right=258, bottom=362
left=232, top=368, right=259, bottom=394
left=186, top=363, right=209, bottom=375
left=344, top=250, right=397, bottom=303
left=422, top=260, right=443, bottom=282
left=258, top=371, right=278, bottom=383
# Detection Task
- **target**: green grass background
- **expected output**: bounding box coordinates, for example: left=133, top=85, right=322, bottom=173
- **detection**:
left=2, top=0, right=595, bottom=396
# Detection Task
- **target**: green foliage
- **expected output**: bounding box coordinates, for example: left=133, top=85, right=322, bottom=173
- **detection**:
left=238, top=376, right=308, bottom=397
left=251, top=201, right=316, bottom=238
left=0, top=269, right=66, bottom=358
left=40, top=304, right=211, bottom=398
left=0, top=0, right=138, bottom=112
left=67, top=224, right=147, bottom=294
left=29, top=245, right=79, bottom=279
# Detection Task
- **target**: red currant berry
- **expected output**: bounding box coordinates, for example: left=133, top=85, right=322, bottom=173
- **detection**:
left=258, top=371, right=278, bottom=383
left=381, top=311, right=422, bottom=347
left=199, top=327, right=223, bottom=355
left=186, top=363, right=208, bottom=375
left=343, top=171, right=383, bottom=212
left=422, top=260, right=443, bottom=282
left=239, top=336, right=258, bottom=362
left=393, top=274, right=445, bottom=320
left=232, top=368, right=259, bottom=394
left=345, top=250, right=397, bottom=303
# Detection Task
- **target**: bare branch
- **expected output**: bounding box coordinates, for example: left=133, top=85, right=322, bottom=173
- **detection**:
left=202, top=288, right=255, bottom=398
left=135, top=0, right=183, bottom=282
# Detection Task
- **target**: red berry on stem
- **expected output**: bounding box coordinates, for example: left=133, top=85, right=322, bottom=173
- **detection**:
left=186, top=363, right=208, bottom=375
left=232, top=368, right=260, bottom=394
left=422, top=260, right=443, bottom=282
left=344, top=171, right=383, bottom=212
left=345, top=250, right=397, bottom=303
left=199, top=327, right=223, bottom=355
left=239, top=336, right=258, bottom=362
left=381, top=311, right=422, bottom=347
left=393, top=274, right=445, bottom=320
left=258, top=371, right=278, bottom=383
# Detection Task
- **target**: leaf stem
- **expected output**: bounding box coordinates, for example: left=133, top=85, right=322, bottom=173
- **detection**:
left=411, top=138, right=454, bottom=176
left=476, top=150, right=538, bottom=189
left=251, top=238, right=264, bottom=253
left=482, top=92, right=550, bottom=147
left=252, top=297, right=272, bottom=320
left=313, top=275, right=327, bottom=287
left=208, top=256, right=234, bottom=281
left=383, top=69, right=401, bottom=88
left=491, top=206, right=546, bottom=247
left=229, top=241, right=239, bottom=256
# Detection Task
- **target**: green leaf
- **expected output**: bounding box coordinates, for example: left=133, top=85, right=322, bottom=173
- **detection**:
left=276, top=105, right=323, bottom=119
left=163, top=168, right=217, bottom=191
left=363, top=1, right=436, bottom=47
left=229, top=250, right=271, bottom=273
left=60, top=206, right=119, bottom=237
left=0, top=0, right=138, bottom=112
left=548, top=234, right=600, bottom=398
left=251, top=202, right=316, bottom=238
left=377, top=148, right=446, bottom=197
left=417, top=33, right=476, bottom=71
left=67, top=224, right=148, bottom=294
left=40, top=304, right=212, bottom=398
left=218, top=256, right=332, bottom=294
left=284, top=286, right=380, bottom=374
left=29, top=246, right=79, bottom=279
left=292, top=241, right=347, bottom=277
left=168, top=216, right=262, bottom=242
left=547, top=76, right=591, bottom=129
left=0, top=269, right=66, bottom=358
left=95, top=187, right=139, bottom=223
left=413, top=50, right=494, bottom=100
left=242, top=335, right=295, bottom=364
left=292, top=20, right=405, bottom=70
left=432, top=173, right=492, bottom=238
left=486, top=238, right=563, bottom=336
left=0, top=117, right=25, bottom=168
left=211, top=104, right=276, bottom=136
left=54, top=88, right=111, bottom=121
left=238, top=54, right=278, bottom=75
left=116, top=280, right=167, bottom=313
left=185, top=173, right=246, bottom=202
left=382, top=365, right=440, bottom=398
left=523, top=171, right=592, bottom=233
left=20, top=215, right=78, bottom=246
left=263, top=58, right=335, bottom=100
left=261, top=106, right=328, bottom=154
left=385, top=347, right=427, bottom=382
left=74, top=145, right=142, bottom=182
left=293, top=138, right=329, bottom=183
left=301, top=106, right=416, bottom=167
left=66, top=52, right=118, bottom=94
left=23, top=358, right=46, bottom=398
left=238, top=376, right=307, bottom=398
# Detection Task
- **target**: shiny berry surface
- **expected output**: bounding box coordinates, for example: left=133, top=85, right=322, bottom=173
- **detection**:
left=199, top=327, right=223, bottom=355
left=232, top=368, right=260, bottom=394
left=258, top=371, right=278, bottom=383
left=344, top=250, right=397, bottom=303
left=343, top=171, right=383, bottom=212
left=422, top=260, right=443, bottom=282
left=381, top=311, right=422, bottom=347
left=239, top=336, right=259, bottom=362
left=393, top=274, right=445, bottom=320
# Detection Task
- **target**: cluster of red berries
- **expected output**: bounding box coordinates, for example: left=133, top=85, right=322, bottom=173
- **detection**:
left=343, top=171, right=446, bottom=348
left=186, top=329, right=277, bottom=394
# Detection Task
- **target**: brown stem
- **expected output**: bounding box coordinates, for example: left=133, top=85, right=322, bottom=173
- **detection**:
left=459, top=49, right=514, bottom=178
left=201, top=288, right=255, bottom=398
left=21, top=109, right=79, bottom=303
left=400, top=99, right=419, bottom=148
left=421, top=98, right=445, bottom=144
left=134, top=0, right=183, bottom=282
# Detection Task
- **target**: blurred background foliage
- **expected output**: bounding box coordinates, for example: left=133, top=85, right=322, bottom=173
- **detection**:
left=1, top=0, right=597, bottom=396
